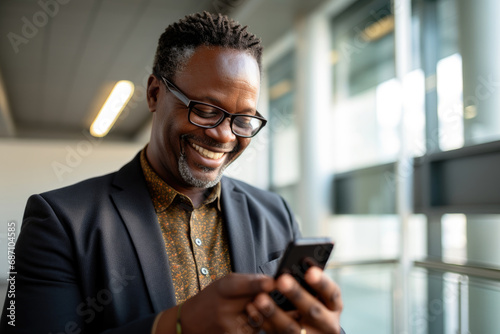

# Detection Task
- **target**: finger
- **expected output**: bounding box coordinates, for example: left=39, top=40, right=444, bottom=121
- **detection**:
left=287, top=309, right=301, bottom=321
left=304, top=267, right=343, bottom=312
left=233, top=312, right=262, bottom=334
left=276, top=274, right=318, bottom=311
left=252, top=293, right=302, bottom=333
left=277, top=274, right=335, bottom=330
left=217, top=273, right=275, bottom=298
left=246, top=302, right=264, bottom=329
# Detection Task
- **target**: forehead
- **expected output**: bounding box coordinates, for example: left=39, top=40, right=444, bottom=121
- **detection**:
left=173, top=46, right=261, bottom=92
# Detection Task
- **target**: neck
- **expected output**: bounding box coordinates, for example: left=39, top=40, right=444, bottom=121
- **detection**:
left=145, top=144, right=212, bottom=208
left=181, top=188, right=211, bottom=208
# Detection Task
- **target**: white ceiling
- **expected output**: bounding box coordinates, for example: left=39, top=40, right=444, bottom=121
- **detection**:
left=0, top=0, right=326, bottom=141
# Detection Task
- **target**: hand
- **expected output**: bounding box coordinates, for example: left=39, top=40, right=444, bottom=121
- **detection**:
left=247, top=267, right=343, bottom=334
left=180, top=273, right=274, bottom=334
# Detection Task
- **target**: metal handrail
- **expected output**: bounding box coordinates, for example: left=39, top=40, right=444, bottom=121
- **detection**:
left=326, top=258, right=500, bottom=281
left=325, top=258, right=398, bottom=269
left=414, top=260, right=500, bottom=281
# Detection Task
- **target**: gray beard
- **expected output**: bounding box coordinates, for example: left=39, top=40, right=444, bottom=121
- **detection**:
left=178, top=153, right=225, bottom=188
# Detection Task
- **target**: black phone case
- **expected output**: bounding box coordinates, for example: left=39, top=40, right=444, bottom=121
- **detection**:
left=271, top=237, right=334, bottom=310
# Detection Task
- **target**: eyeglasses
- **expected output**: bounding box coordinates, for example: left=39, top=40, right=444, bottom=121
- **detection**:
left=159, top=75, right=267, bottom=138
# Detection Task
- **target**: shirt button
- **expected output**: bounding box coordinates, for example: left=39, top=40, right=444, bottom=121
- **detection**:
left=195, top=238, right=202, bottom=246
left=201, top=267, right=209, bottom=276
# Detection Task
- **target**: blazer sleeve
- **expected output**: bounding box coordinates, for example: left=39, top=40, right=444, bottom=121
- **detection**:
left=0, top=194, right=158, bottom=334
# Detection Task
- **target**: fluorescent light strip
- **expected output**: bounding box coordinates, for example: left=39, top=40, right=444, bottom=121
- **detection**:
left=90, top=80, right=135, bottom=137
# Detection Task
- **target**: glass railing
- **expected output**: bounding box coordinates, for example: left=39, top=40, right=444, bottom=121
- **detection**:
left=326, top=259, right=398, bottom=334
left=326, top=259, right=500, bottom=334
left=412, top=260, right=500, bottom=334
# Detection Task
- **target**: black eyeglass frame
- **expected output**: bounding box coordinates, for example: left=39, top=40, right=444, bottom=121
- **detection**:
left=157, top=75, right=267, bottom=138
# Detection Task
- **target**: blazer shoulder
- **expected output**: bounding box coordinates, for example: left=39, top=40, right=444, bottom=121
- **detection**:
left=222, top=176, right=283, bottom=202
left=221, top=176, right=299, bottom=234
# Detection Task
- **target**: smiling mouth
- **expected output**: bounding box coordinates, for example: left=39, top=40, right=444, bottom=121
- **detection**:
left=191, top=143, right=225, bottom=160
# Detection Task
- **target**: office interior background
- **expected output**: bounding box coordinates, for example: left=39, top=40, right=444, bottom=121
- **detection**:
left=1, top=0, right=499, bottom=332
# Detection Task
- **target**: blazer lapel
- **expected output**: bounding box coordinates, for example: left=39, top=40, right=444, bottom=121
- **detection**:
left=111, top=154, right=176, bottom=311
left=220, top=178, right=257, bottom=274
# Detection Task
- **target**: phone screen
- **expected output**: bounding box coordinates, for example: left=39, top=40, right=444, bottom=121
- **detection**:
left=270, top=238, right=334, bottom=310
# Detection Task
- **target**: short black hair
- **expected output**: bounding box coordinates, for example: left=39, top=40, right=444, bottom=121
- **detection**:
left=152, top=11, right=263, bottom=80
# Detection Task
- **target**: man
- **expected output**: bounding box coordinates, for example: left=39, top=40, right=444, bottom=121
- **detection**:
left=1, top=12, right=343, bottom=333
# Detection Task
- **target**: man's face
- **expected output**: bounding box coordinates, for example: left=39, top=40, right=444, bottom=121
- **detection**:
left=147, top=46, right=260, bottom=190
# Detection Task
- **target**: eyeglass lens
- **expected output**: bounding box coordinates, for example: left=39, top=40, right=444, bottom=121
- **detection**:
left=190, top=103, right=263, bottom=137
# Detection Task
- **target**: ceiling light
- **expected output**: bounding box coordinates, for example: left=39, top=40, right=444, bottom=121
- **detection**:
left=360, top=15, right=394, bottom=42
left=464, top=105, right=477, bottom=119
left=330, top=50, right=339, bottom=65
left=90, top=80, right=135, bottom=137
left=269, top=80, right=292, bottom=100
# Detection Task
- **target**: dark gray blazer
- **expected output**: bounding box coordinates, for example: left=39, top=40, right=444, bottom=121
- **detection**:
left=1, top=153, right=300, bottom=333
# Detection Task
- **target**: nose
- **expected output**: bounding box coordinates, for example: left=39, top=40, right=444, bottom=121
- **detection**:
left=204, top=117, right=236, bottom=143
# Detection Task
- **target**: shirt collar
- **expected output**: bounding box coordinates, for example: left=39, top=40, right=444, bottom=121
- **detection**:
left=140, top=147, right=221, bottom=212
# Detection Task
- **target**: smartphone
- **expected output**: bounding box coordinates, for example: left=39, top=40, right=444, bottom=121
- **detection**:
left=270, top=237, right=334, bottom=310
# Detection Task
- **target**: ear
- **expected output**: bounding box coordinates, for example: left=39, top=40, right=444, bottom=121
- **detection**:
left=147, top=74, right=160, bottom=113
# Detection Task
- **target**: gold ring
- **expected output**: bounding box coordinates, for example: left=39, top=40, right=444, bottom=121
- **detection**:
left=300, top=328, right=307, bottom=334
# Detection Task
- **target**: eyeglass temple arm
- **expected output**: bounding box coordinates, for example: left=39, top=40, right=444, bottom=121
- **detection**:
left=161, top=77, right=191, bottom=106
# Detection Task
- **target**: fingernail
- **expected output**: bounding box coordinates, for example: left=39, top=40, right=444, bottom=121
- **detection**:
left=255, top=294, right=267, bottom=307
left=248, top=313, right=262, bottom=327
left=255, top=295, right=274, bottom=317
left=306, top=267, right=322, bottom=283
left=279, top=274, right=294, bottom=292
left=309, top=305, right=321, bottom=319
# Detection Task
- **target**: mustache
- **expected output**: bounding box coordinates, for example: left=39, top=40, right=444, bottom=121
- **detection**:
left=180, top=134, right=240, bottom=153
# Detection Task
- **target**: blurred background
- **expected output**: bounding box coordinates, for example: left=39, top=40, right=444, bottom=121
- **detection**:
left=1, top=0, right=500, bottom=332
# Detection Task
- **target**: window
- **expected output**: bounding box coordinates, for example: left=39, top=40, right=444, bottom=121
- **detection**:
left=267, top=51, right=300, bottom=207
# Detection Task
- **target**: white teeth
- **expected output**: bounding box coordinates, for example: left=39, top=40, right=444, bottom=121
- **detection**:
left=192, top=143, right=224, bottom=160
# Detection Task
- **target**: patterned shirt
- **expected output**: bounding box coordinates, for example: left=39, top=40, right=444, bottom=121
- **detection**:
left=140, top=149, right=232, bottom=304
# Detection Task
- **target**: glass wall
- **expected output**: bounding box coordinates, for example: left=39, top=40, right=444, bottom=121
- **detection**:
left=412, top=1, right=500, bottom=332
left=330, top=0, right=426, bottom=172
left=414, top=0, right=464, bottom=152
left=327, top=1, right=403, bottom=332
left=267, top=51, right=300, bottom=209
left=262, top=0, right=500, bottom=332
left=320, top=0, right=500, bottom=332
left=330, top=0, right=398, bottom=172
